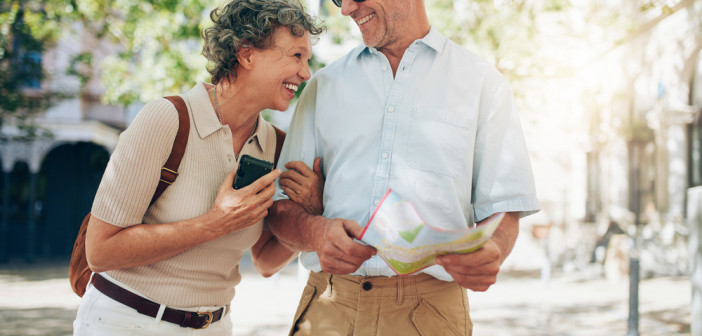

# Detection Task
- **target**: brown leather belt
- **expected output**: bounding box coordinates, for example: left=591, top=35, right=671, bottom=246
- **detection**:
left=92, top=273, right=226, bottom=329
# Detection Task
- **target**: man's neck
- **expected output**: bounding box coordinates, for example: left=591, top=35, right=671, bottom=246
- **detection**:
left=379, top=25, right=431, bottom=77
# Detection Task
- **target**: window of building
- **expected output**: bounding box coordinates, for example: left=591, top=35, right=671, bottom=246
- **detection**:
left=19, top=50, right=42, bottom=89
left=10, top=9, right=43, bottom=90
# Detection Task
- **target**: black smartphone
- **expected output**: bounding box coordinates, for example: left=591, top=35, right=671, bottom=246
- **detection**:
left=233, top=154, right=274, bottom=189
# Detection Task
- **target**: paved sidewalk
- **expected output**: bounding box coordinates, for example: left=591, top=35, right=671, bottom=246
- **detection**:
left=0, top=262, right=690, bottom=336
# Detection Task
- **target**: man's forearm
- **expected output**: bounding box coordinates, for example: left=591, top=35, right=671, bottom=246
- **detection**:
left=268, top=199, right=325, bottom=252
left=490, top=211, right=520, bottom=264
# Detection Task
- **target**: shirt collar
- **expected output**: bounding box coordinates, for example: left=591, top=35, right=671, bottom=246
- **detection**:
left=353, top=25, right=446, bottom=59
left=418, top=26, right=446, bottom=53
left=350, top=43, right=368, bottom=59
left=183, top=82, right=267, bottom=153
left=251, top=113, right=268, bottom=153
left=184, top=82, right=221, bottom=139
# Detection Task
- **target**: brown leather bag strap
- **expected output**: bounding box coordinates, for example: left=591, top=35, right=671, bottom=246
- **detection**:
left=272, top=125, right=286, bottom=167
left=70, top=95, right=191, bottom=298
left=150, top=96, right=190, bottom=205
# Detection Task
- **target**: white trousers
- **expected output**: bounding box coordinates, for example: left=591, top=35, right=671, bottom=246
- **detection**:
left=73, top=282, right=233, bottom=336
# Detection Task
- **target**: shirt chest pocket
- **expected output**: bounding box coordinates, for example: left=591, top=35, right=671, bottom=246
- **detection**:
left=404, top=107, right=471, bottom=178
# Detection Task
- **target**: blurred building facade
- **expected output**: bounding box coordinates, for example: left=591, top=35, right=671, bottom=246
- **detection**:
left=576, top=0, right=700, bottom=332
left=582, top=0, right=700, bottom=276
left=0, top=22, right=128, bottom=262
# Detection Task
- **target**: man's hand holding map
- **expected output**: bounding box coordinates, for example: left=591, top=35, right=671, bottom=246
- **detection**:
left=358, top=189, right=506, bottom=275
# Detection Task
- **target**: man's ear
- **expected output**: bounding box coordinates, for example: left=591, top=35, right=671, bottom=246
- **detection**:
left=237, top=46, right=255, bottom=70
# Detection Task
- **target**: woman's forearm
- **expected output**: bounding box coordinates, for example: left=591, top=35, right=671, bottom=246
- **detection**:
left=85, top=213, right=221, bottom=273
left=250, top=229, right=299, bottom=277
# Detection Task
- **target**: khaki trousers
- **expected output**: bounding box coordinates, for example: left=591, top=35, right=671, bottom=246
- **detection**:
left=289, top=271, right=472, bottom=336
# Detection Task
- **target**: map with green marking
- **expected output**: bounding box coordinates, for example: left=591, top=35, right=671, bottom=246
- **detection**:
left=359, top=189, right=505, bottom=275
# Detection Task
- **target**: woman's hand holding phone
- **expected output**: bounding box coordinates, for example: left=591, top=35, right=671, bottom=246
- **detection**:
left=233, top=155, right=274, bottom=190
left=206, top=168, right=281, bottom=238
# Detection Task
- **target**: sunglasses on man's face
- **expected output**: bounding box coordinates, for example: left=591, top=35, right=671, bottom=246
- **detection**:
left=331, top=0, right=366, bottom=8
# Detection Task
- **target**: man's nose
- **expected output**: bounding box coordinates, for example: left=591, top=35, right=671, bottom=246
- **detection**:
left=341, top=0, right=361, bottom=16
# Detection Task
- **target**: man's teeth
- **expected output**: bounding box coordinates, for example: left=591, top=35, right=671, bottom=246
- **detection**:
left=284, top=83, right=299, bottom=91
left=357, top=13, right=374, bottom=25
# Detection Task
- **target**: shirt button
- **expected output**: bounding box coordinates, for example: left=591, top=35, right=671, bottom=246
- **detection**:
left=382, top=65, right=388, bottom=71
left=374, top=200, right=380, bottom=206
left=388, top=107, right=394, bottom=113
left=381, top=152, right=389, bottom=159
left=362, top=281, right=373, bottom=291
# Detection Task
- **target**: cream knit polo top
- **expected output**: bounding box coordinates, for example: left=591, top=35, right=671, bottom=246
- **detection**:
left=91, top=82, right=278, bottom=308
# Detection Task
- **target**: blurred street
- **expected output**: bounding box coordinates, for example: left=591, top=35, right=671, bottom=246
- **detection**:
left=0, top=261, right=690, bottom=336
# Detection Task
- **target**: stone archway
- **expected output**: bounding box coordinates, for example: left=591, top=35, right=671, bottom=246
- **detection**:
left=37, top=142, right=109, bottom=259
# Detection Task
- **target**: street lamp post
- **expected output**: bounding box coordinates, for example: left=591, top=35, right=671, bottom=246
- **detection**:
left=627, top=240, right=640, bottom=336
left=626, top=137, right=644, bottom=336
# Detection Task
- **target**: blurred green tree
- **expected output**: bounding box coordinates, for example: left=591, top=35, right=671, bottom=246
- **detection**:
left=1, top=0, right=674, bottom=136
left=68, top=0, right=212, bottom=105
left=0, top=1, right=66, bottom=141
left=1, top=0, right=212, bottom=112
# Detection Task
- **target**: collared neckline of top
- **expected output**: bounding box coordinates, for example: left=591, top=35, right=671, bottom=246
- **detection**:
left=183, top=82, right=269, bottom=153
left=351, top=25, right=447, bottom=59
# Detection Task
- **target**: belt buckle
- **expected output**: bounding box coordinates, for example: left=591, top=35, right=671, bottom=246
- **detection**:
left=195, top=311, right=213, bottom=329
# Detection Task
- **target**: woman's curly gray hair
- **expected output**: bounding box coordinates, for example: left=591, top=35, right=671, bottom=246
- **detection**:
left=202, top=0, right=324, bottom=84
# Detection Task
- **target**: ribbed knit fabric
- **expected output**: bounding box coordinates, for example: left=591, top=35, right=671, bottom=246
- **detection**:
left=91, top=82, right=277, bottom=308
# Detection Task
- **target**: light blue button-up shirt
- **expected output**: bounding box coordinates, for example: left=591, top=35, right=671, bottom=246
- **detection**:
left=274, top=27, right=540, bottom=281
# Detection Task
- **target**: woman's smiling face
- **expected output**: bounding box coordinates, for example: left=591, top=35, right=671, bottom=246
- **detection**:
left=249, top=26, right=313, bottom=112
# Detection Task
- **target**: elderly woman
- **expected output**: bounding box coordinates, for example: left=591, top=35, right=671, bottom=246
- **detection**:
left=72, top=0, right=324, bottom=334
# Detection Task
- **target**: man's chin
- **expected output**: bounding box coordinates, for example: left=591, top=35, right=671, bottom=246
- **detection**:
left=361, top=34, right=380, bottom=48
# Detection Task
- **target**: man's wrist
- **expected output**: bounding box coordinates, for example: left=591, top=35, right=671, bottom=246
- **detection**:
left=306, top=215, right=328, bottom=252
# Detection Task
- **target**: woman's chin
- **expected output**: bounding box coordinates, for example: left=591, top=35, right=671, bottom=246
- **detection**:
left=274, top=102, right=293, bottom=112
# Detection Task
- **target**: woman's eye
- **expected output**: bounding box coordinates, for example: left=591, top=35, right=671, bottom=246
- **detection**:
left=294, top=53, right=302, bottom=59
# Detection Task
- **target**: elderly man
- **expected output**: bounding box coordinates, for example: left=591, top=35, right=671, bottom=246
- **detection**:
left=269, top=0, right=540, bottom=335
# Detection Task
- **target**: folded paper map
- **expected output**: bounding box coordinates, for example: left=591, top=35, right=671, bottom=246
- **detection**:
left=359, top=189, right=505, bottom=275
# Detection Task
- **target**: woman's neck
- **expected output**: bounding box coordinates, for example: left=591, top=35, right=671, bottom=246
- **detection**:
left=210, top=82, right=261, bottom=135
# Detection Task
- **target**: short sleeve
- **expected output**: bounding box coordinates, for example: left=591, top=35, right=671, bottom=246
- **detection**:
left=91, top=98, right=180, bottom=227
left=471, top=77, right=540, bottom=221
left=274, top=78, right=320, bottom=201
